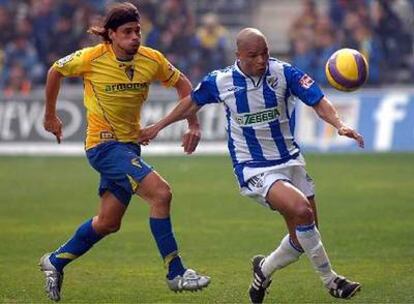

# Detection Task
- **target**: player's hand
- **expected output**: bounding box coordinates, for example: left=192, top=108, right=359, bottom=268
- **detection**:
left=43, top=114, right=63, bottom=144
left=138, top=124, right=161, bottom=145
left=338, top=126, right=364, bottom=148
left=182, top=125, right=201, bottom=154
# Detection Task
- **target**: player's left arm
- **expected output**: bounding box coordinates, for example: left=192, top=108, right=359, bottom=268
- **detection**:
left=284, top=64, right=364, bottom=148
left=173, top=73, right=201, bottom=154
left=313, top=97, right=365, bottom=148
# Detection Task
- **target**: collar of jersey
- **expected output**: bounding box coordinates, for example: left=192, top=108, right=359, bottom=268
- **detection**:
left=234, top=60, right=269, bottom=88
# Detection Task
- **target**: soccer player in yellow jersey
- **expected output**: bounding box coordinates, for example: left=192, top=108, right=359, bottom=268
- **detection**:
left=39, top=2, right=210, bottom=302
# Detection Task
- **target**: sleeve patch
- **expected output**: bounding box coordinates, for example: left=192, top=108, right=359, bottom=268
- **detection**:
left=56, top=53, right=76, bottom=68
left=299, top=74, right=315, bottom=89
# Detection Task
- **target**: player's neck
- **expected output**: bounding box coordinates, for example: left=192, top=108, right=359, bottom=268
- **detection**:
left=111, top=43, right=134, bottom=61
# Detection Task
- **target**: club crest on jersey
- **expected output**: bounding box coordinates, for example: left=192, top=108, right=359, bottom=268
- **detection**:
left=266, top=75, right=279, bottom=90
left=299, top=74, right=314, bottom=89
left=131, top=157, right=142, bottom=168
left=124, top=65, right=135, bottom=81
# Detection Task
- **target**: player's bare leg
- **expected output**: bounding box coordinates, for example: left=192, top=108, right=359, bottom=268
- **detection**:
left=249, top=181, right=360, bottom=303
left=137, top=171, right=210, bottom=292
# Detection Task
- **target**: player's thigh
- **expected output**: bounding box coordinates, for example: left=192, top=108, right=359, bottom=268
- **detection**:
left=135, top=170, right=172, bottom=204
left=266, top=180, right=312, bottom=220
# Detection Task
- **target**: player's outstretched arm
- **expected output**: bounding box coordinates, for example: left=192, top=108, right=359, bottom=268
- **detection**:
left=139, top=95, right=201, bottom=148
left=44, top=67, right=64, bottom=144
left=313, top=97, right=365, bottom=148
left=173, top=74, right=201, bottom=154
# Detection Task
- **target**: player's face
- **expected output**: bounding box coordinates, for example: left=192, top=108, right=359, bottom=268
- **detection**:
left=237, top=37, right=269, bottom=77
left=110, top=21, right=141, bottom=57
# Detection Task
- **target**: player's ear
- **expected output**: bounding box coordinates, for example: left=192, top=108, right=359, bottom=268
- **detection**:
left=236, top=50, right=240, bottom=60
left=108, top=29, right=115, bottom=41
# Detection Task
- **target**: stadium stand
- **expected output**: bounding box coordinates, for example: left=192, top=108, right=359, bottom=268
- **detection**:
left=0, top=0, right=413, bottom=96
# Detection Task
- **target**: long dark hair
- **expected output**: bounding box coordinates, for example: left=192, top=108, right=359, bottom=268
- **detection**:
left=88, top=2, right=140, bottom=42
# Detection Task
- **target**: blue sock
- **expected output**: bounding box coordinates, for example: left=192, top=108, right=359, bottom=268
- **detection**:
left=149, top=217, right=186, bottom=279
left=49, top=219, right=103, bottom=273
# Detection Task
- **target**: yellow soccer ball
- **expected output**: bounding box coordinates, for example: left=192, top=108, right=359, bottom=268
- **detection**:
left=325, top=48, right=369, bottom=91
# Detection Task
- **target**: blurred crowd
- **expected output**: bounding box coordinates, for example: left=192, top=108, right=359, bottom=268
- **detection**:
left=290, top=0, right=414, bottom=86
left=0, top=0, right=413, bottom=96
left=0, top=0, right=230, bottom=96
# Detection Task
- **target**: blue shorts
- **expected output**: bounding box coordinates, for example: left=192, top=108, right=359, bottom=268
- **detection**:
left=86, top=141, right=153, bottom=205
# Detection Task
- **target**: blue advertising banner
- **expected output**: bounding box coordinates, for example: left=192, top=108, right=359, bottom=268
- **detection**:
left=296, top=89, right=414, bottom=152
left=0, top=87, right=413, bottom=155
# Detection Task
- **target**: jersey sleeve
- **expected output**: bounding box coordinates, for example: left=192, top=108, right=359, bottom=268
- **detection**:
left=283, top=64, right=324, bottom=106
left=52, top=48, right=91, bottom=77
left=153, top=50, right=181, bottom=87
left=191, top=72, right=222, bottom=106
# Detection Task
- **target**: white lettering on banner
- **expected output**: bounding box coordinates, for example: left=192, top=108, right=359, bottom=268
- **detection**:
left=19, top=102, right=40, bottom=138
left=0, top=102, right=18, bottom=140
left=374, top=94, right=409, bottom=151
left=0, top=100, right=82, bottom=140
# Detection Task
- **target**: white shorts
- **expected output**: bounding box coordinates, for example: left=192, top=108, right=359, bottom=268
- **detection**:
left=240, top=165, right=315, bottom=209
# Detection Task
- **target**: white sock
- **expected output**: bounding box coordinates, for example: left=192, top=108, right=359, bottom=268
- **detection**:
left=261, top=234, right=303, bottom=278
left=295, top=223, right=337, bottom=287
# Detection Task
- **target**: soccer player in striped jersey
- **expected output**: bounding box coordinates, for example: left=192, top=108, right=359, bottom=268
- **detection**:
left=139, top=28, right=364, bottom=303
left=39, top=2, right=209, bottom=302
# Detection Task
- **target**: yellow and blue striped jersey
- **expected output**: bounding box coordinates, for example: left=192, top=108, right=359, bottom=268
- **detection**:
left=53, top=43, right=181, bottom=149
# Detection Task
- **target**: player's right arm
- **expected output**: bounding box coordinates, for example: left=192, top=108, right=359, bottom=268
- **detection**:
left=139, top=95, right=200, bottom=145
left=44, top=67, right=64, bottom=143
left=43, top=48, right=93, bottom=143
left=139, top=72, right=221, bottom=145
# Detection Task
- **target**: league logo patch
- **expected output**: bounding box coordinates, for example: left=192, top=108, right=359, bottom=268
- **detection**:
left=56, top=53, right=75, bottom=67
left=299, top=74, right=315, bottom=89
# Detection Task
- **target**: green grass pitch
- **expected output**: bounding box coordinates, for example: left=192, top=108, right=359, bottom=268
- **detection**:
left=0, top=153, right=413, bottom=303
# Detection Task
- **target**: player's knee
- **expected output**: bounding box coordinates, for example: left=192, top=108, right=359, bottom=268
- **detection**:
left=294, top=202, right=314, bottom=224
left=103, top=222, right=121, bottom=235
left=95, top=219, right=121, bottom=235
left=155, top=184, right=173, bottom=206
left=148, top=184, right=172, bottom=218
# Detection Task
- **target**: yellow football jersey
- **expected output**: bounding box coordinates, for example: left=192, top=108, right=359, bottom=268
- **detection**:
left=53, top=43, right=181, bottom=149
